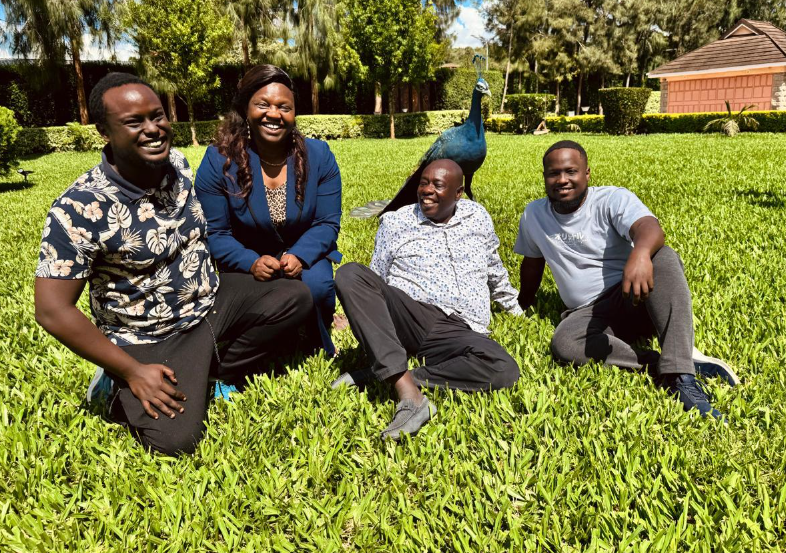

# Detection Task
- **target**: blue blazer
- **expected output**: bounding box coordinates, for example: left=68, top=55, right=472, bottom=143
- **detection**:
left=195, top=139, right=342, bottom=272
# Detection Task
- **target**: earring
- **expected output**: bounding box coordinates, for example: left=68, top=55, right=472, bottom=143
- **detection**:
left=245, top=119, right=251, bottom=140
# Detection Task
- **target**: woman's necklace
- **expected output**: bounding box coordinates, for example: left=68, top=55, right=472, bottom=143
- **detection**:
left=259, top=157, right=287, bottom=167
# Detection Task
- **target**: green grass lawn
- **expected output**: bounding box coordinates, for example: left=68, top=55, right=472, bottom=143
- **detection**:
left=1, top=134, right=785, bottom=551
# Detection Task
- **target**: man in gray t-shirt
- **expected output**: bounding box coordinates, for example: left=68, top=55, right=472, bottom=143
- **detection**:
left=515, top=140, right=738, bottom=420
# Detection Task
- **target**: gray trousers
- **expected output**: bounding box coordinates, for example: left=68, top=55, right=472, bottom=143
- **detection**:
left=550, top=246, right=695, bottom=376
left=335, top=263, right=519, bottom=391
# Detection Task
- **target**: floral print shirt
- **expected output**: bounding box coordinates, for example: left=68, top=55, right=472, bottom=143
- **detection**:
left=36, top=147, right=219, bottom=346
left=371, top=199, right=523, bottom=335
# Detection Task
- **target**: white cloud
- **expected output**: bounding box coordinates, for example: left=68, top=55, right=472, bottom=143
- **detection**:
left=448, top=5, right=493, bottom=48
left=81, top=34, right=136, bottom=62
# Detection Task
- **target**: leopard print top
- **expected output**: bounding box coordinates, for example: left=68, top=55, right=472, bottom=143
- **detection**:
left=265, top=183, right=287, bottom=227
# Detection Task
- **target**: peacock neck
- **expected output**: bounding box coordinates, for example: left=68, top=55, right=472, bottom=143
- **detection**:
left=468, top=89, right=483, bottom=135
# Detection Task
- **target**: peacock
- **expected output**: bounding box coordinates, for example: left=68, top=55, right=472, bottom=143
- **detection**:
left=349, top=55, right=491, bottom=219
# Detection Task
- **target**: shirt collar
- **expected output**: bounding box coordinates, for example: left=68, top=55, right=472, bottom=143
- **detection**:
left=414, top=200, right=473, bottom=227
left=100, top=145, right=174, bottom=201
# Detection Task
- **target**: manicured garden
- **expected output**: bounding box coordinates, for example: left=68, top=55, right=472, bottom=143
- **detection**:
left=1, top=133, right=785, bottom=551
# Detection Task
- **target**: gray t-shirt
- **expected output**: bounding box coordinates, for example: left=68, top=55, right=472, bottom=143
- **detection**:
left=514, top=186, right=655, bottom=309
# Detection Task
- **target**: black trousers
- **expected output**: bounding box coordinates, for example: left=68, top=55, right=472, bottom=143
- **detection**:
left=112, top=273, right=313, bottom=456
left=335, top=263, right=519, bottom=391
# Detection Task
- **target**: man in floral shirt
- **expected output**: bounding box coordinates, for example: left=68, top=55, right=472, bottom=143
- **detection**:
left=34, top=73, right=313, bottom=455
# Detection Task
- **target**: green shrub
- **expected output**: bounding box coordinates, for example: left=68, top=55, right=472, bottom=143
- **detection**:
left=0, top=106, right=21, bottom=175
left=487, top=114, right=516, bottom=133
left=66, top=122, right=104, bottom=152
left=599, top=87, right=651, bottom=135
left=640, top=110, right=786, bottom=133
left=13, top=112, right=470, bottom=155
left=435, top=67, right=505, bottom=113
left=546, top=114, right=605, bottom=133
left=644, top=91, right=661, bottom=114
left=506, top=94, right=556, bottom=133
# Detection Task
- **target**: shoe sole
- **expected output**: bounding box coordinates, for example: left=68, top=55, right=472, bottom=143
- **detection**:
left=692, top=347, right=740, bottom=386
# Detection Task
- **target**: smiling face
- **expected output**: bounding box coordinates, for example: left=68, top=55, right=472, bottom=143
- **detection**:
left=543, top=148, right=590, bottom=214
left=246, top=82, right=296, bottom=146
left=417, top=159, right=464, bottom=224
left=98, top=84, right=172, bottom=170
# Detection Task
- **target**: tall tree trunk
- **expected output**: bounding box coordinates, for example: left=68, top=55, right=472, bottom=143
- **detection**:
left=501, top=28, right=513, bottom=111
left=599, top=74, right=605, bottom=115
left=71, top=37, right=89, bottom=125
left=242, top=34, right=251, bottom=70
left=555, top=81, right=561, bottom=115
left=576, top=71, right=584, bottom=114
left=187, top=97, right=199, bottom=146
left=388, top=92, right=395, bottom=140
left=167, top=91, right=178, bottom=122
left=625, top=73, right=631, bottom=87
left=374, top=82, right=383, bottom=115
left=412, top=84, right=421, bottom=112
left=534, top=59, right=539, bottom=93
left=311, top=74, right=319, bottom=114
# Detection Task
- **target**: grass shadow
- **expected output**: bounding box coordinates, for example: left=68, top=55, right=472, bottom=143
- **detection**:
left=0, top=180, right=35, bottom=193
left=734, top=189, right=786, bottom=209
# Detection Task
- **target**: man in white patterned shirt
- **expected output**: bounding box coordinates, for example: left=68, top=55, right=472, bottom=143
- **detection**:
left=332, top=159, right=522, bottom=440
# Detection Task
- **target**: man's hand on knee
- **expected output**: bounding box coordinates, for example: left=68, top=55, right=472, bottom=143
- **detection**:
left=127, top=363, right=187, bottom=420
left=622, top=249, right=654, bottom=305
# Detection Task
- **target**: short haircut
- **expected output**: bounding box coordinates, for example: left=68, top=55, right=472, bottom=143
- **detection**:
left=89, top=72, right=156, bottom=127
left=542, top=140, right=588, bottom=167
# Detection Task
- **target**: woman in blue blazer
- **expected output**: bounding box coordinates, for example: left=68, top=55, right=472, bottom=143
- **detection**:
left=195, top=65, right=341, bottom=356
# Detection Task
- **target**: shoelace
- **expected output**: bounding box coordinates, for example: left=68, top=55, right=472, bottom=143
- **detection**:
left=678, top=376, right=714, bottom=404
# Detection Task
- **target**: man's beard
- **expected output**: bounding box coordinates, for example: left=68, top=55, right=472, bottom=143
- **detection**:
left=142, top=155, right=171, bottom=170
left=549, top=187, right=587, bottom=213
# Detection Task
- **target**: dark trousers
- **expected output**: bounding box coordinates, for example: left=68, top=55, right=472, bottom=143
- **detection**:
left=550, top=246, right=695, bottom=376
left=335, top=263, right=519, bottom=391
left=301, top=257, right=337, bottom=356
left=112, top=273, right=313, bottom=456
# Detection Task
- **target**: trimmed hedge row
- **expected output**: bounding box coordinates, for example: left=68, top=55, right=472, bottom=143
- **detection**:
left=0, top=106, right=21, bottom=174
left=546, top=114, right=605, bottom=133
left=640, top=110, right=786, bottom=133
left=16, top=111, right=468, bottom=156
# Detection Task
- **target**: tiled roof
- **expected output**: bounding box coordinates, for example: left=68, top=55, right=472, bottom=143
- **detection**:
left=650, top=19, right=786, bottom=77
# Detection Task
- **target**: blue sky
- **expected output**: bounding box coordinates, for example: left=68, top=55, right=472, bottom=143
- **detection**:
left=0, top=1, right=492, bottom=60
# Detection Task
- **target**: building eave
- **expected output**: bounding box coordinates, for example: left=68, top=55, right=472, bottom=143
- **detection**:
left=649, top=61, right=786, bottom=79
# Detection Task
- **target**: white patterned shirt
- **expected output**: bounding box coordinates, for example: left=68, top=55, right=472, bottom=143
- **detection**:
left=371, top=199, right=522, bottom=335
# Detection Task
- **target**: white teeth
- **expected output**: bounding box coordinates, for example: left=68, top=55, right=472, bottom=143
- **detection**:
left=262, top=123, right=281, bottom=129
left=143, top=140, right=162, bottom=148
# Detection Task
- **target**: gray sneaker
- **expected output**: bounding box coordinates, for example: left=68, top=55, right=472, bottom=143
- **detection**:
left=331, top=368, right=374, bottom=389
left=380, top=397, right=436, bottom=441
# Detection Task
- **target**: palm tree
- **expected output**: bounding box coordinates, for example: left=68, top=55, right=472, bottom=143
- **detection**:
left=703, top=101, right=760, bottom=137
left=226, top=0, right=287, bottom=70
left=290, top=0, right=338, bottom=114
left=1, top=0, right=119, bottom=125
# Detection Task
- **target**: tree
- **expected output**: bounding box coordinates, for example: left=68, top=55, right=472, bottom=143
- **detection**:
left=124, top=0, right=233, bottom=146
left=290, top=0, right=339, bottom=114
left=1, top=0, right=119, bottom=125
left=341, top=0, right=442, bottom=138
left=225, top=0, right=287, bottom=70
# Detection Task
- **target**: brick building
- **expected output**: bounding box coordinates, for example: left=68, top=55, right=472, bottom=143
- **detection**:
left=649, top=19, right=786, bottom=113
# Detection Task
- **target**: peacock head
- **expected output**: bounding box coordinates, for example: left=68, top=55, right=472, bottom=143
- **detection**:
left=475, top=78, right=492, bottom=97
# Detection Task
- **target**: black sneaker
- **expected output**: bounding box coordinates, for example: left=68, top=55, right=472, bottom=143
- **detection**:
left=658, top=373, right=724, bottom=420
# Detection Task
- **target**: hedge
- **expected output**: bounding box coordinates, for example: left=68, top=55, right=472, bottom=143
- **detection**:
left=545, top=114, right=605, bottom=133
left=0, top=106, right=21, bottom=174
left=640, top=110, right=786, bottom=133
left=15, top=111, right=469, bottom=156
left=599, top=87, right=651, bottom=135
left=505, top=94, right=557, bottom=133
left=435, top=68, right=505, bottom=113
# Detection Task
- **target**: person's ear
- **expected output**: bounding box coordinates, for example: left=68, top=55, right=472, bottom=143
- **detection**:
left=586, top=166, right=591, bottom=181
left=456, top=184, right=464, bottom=200
left=96, top=123, right=110, bottom=143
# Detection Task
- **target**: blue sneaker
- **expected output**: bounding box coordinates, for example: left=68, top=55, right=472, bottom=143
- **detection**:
left=213, top=380, right=239, bottom=401
left=86, top=367, right=115, bottom=406
left=659, top=373, right=724, bottom=420
left=693, top=347, right=740, bottom=386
